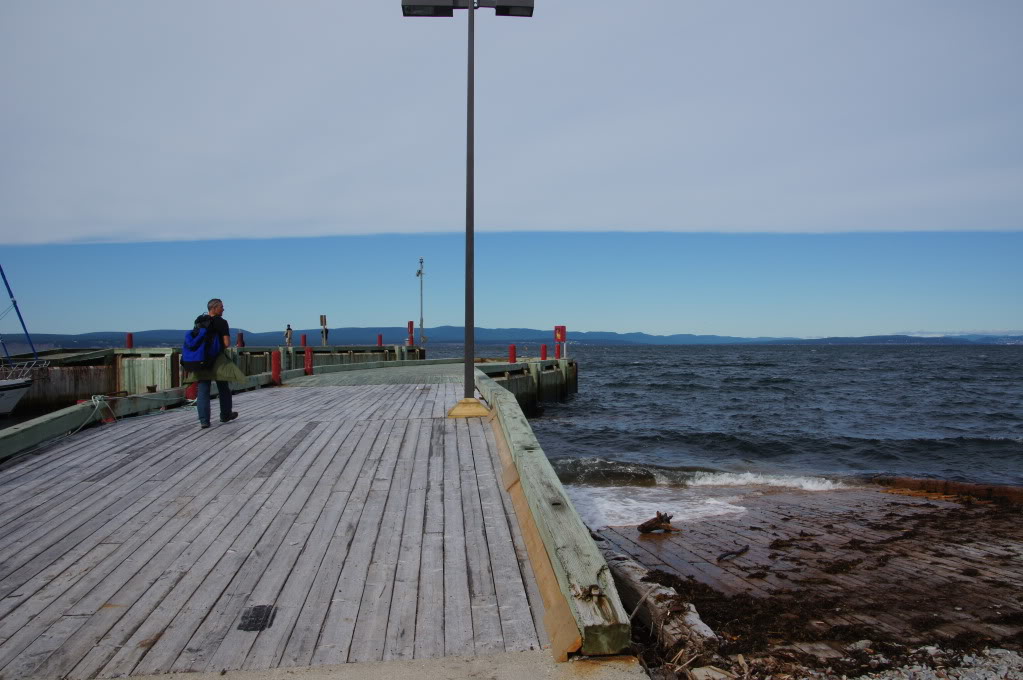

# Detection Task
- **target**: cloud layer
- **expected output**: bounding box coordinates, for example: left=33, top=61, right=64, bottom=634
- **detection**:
left=2, top=0, right=1021, bottom=244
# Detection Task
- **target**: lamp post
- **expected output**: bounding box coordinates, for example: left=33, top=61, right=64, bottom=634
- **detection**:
left=415, top=257, right=426, bottom=346
left=402, top=0, right=534, bottom=417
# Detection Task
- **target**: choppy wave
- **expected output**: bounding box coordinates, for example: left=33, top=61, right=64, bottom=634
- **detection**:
left=566, top=485, right=747, bottom=528
left=529, top=344, right=1023, bottom=488
left=551, top=457, right=847, bottom=490
left=687, top=471, right=846, bottom=490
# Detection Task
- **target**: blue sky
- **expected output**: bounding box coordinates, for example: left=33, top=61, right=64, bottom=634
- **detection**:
left=2, top=232, right=1020, bottom=337
left=1, top=2, right=1021, bottom=337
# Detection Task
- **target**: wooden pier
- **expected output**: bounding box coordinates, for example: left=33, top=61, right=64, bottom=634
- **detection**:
left=598, top=486, right=1023, bottom=661
left=0, top=372, right=562, bottom=678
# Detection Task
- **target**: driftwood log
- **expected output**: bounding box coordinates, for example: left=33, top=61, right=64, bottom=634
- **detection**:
left=599, top=548, right=718, bottom=663
left=638, top=511, right=679, bottom=533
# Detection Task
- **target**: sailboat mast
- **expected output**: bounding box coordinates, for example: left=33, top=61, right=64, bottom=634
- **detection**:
left=0, top=264, right=38, bottom=360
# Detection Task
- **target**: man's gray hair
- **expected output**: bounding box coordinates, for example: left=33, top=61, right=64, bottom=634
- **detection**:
left=207, top=298, right=223, bottom=311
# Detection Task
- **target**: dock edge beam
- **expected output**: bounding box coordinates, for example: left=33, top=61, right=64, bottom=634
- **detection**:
left=475, top=370, right=630, bottom=660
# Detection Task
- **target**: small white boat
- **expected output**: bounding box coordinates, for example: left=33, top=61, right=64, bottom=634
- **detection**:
left=0, top=378, right=32, bottom=415
left=0, top=361, right=44, bottom=416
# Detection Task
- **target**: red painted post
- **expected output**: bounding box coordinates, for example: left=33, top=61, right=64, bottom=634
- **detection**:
left=377, top=333, right=383, bottom=347
left=407, top=321, right=415, bottom=347
left=236, top=332, right=245, bottom=348
left=555, top=343, right=562, bottom=359
left=541, top=344, right=548, bottom=360
left=271, top=350, right=282, bottom=385
left=509, top=344, right=516, bottom=364
left=125, top=332, right=134, bottom=349
left=300, top=334, right=308, bottom=347
left=304, top=347, right=313, bottom=375
left=185, top=383, right=198, bottom=400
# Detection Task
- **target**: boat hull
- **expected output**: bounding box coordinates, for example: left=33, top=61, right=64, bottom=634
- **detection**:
left=0, top=379, right=32, bottom=415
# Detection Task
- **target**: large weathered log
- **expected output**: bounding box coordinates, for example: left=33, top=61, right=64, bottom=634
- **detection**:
left=599, top=548, right=718, bottom=663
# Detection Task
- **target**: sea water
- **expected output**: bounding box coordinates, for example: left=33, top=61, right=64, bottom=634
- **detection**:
left=445, top=343, right=1022, bottom=527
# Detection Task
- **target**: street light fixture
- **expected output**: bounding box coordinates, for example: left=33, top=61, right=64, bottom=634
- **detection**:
left=402, top=0, right=534, bottom=418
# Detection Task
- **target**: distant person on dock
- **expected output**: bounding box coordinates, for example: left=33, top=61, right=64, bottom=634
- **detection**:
left=188, top=298, right=246, bottom=429
left=284, top=324, right=293, bottom=347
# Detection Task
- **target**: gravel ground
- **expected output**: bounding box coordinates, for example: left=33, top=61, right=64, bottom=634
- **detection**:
left=844, top=648, right=1023, bottom=680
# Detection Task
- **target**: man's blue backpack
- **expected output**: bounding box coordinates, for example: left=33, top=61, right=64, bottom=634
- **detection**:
left=181, top=314, right=222, bottom=371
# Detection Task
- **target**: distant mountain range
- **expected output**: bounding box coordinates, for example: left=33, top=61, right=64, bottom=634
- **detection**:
left=4, top=326, right=1021, bottom=354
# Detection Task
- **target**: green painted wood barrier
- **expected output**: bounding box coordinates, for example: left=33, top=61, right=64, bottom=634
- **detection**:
left=474, top=370, right=630, bottom=656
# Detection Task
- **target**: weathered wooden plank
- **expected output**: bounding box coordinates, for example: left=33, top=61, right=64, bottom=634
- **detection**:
left=238, top=418, right=373, bottom=670
left=0, top=614, right=87, bottom=680
left=59, top=422, right=347, bottom=680
left=483, top=419, right=548, bottom=648
left=0, top=421, right=309, bottom=676
left=476, top=373, right=629, bottom=656
left=455, top=418, right=503, bottom=654
left=0, top=421, right=248, bottom=608
left=414, top=532, right=445, bottom=659
left=468, top=417, right=538, bottom=652
left=198, top=419, right=363, bottom=672
left=442, top=418, right=473, bottom=658
left=0, top=417, right=201, bottom=556
left=383, top=419, right=431, bottom=661
left=157, top=421, right=332, bottom=673
left=98, top=438, right=342, bottom=677
left=0, top=378, right=550, bottom=676
left=279, top=419, right=393, bottom=668
left=311, top=420, right=409, bottom=665
left=348, top=418, right=422, bottom=662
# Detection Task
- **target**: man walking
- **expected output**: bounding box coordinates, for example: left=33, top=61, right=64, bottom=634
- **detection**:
left=190, top=298, right=246, bottom=429
left=284, top=324, right=293, bottom=347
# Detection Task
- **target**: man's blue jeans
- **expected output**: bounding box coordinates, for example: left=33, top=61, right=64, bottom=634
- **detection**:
left=196, top=380, right=232, bottom=425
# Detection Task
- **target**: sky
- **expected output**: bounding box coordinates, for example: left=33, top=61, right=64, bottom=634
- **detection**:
left=1, top=1, right=1021, bottom=337
left=2, top=232, right=1020, bottom=338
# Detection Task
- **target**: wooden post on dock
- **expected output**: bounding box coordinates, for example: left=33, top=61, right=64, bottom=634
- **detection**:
left=125, top=333, right=134, bottom=349
left=541, top=343, right=547, bottom=360
left=377, top=333, right=383, bottom=347
left=509, top=344, right=516, bottom=363
left=300, top=334, right=307, bottom=347
left=304, top=347, right=313, bottom=375
left=271, top=350, right=281, bottom=385
left=236, top=332, right=245, bottom=348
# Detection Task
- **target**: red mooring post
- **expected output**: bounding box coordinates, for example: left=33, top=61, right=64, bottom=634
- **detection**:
left=185, top=382, right=198, bottom=400
left=509, top=344, right=516, bottom=363
left=125, top=332, right=134, bottom=349
left=304, top=347, right=313, bottom=375
left=555, top=343, right=562, bottom=359
left=236, top=332, right=245, bottom=348
left=300, top=334, right=308, bottom=347
left=377, top=333, right=383, bottom=347
left=541, top=344, right=548, bottom=360
left=271, top=350, right=282, bottom=385
left=407, top=321, right=415, bottom=347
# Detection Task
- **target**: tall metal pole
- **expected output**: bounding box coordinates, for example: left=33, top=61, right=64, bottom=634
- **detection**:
left=464, top=2, right=476, bottom=400
left=0, top=264, right=38, bottom=360
left=417, top=257, right=425, bottom=345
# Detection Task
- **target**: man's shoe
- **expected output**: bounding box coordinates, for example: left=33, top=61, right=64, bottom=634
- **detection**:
left=220, top=412, right=239, bottom=423
left=200, top=422, right=211, bottom=429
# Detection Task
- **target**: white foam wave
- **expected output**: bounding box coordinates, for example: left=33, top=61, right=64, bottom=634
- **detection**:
left=687, top=471, right=846, bottom=491
left=565, top=485, right=746, bottom=529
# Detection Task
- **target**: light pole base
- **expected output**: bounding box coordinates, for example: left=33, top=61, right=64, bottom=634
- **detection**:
left=447, top=397, right=491, bottom=418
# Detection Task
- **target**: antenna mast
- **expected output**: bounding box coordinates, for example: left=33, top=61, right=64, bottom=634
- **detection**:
left=416, top=257, right=427, bottom=346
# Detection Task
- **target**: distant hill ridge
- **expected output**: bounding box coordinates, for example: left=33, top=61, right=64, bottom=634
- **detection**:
left=8, top=326, right=1022, bottom=351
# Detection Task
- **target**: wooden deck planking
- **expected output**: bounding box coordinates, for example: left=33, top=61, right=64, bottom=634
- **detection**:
left=0, top=420, right=311, bottom=675
left=597, top=487, right=1023, bottom=651
left=0, top=377, right=545, bottom=679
